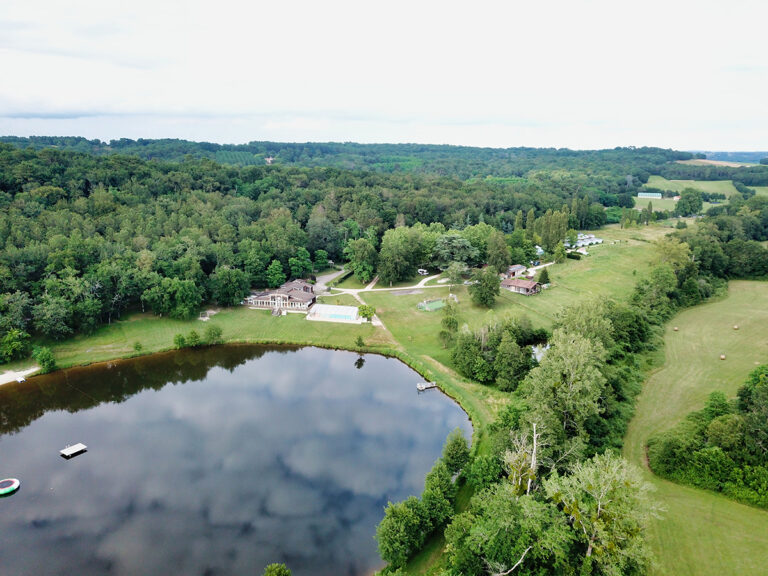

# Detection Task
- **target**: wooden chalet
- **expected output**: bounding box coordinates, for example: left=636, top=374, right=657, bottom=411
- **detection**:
left=501, top=278, right=541, bottom=296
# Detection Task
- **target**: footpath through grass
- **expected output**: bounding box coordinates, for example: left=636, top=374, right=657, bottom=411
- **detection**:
left=624, top=281, right=768, bottom=576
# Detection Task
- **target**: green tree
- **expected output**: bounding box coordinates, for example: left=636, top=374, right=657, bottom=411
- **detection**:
left=32, top=294, right=73, bottom=340
left=266, top=259, right=286, bottom=288
left=173, top=333, right=186, bottom=349
left=288, top=247, right=312, bottom=279
left=468, top=267, right=500, bottom=308
left=432, top=233, right=479, bottom=269
left=313, top=249, right=329, bottom=272
left=676, top=188, right=703, bottom=216
left=0, top=329, right=30, bottom=363
left=211, top=266, right=250, bottom=306
left=538, top=266, right=550, bottom=284
left=344, top=238, right=378, bottom=284
left=494, top=332, right=531, bottom=391
left=33, top=346, right=57, bottom=374
left=445, top=485, right=574, bottom=576
left=442, top=428, right=470, bottom=476
left=358, top=305, right=376, bottom=322
left=553, top=242, right=567, bottom=263
left=519, top=329, right=607, bottom=465
left=376, top=497, right=427, bottom=568
left=486, top=230, right=511, bottom=273
left=445, top=261, right=467, bottom=293
left=262, top=564, right=292, bottom=576
left=544, top=452, right=658, bottom=574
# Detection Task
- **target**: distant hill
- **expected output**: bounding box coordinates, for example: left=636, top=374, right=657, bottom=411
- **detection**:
left=692, top=150, right=768, bottom=164
left=0, top=136, right=693, bottom=179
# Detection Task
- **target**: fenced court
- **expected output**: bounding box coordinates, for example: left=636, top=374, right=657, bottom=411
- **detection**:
left=417, top=295, right=456, bottom=312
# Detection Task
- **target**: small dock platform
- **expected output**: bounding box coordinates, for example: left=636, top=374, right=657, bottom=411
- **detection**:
left=60, top=443, right=87, bottom=459
left=416, top=382, right=438, bottom=392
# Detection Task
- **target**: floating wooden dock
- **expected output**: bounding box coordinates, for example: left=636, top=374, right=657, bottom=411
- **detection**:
left=60, top=443, right=87, bottom=459
left=416, top=382, right=437, bottom=392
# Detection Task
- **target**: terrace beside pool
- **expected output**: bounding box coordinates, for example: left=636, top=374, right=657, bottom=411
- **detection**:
left=306, top=303, right=363, bottom=324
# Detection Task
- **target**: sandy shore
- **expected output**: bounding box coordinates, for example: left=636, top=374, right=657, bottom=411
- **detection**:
left=0, top=366, right=39, bottom=386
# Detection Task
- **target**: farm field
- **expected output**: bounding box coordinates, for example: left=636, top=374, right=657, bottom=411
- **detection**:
left=753, top=186, right=768, bottom=196
left=644, top=175, right=738, bottom=196
left=624, top=281, right=768, bottom=576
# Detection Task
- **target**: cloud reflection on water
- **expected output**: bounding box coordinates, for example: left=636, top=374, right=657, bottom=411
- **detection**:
left=0, top=347, right=470, bottom=576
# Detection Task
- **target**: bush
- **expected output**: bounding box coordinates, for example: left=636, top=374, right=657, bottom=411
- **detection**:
left=33, top=346, right=57, bottom=374
left=173, top=333, right=186, bottom=349
left=187, top=330, right=201, bottom=347
left=204, top=324, right=223, bottom=345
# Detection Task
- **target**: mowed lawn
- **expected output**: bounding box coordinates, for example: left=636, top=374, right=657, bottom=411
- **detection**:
left=365, top=223, right=669, bottom=367
left=624, top=281, right=768, bottom=576
left=644, top=175, right=739, bottom=196
left=44, top=306, right=394, bottom=369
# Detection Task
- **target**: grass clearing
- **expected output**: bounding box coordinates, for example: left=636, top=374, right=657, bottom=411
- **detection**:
left=752, top=186, right=768, bottom=196
left=624, top=281, right=768, bottom=576
left=334, top=274, right=368, bottom=289
left=317, top=293, right=361, bottom=307
left=645, top=175, right=738, bottom=196
left=43, top=307, right=394, bottom=369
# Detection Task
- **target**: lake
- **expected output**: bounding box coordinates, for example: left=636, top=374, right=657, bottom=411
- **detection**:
left=0, top=346, right=471, bottom=576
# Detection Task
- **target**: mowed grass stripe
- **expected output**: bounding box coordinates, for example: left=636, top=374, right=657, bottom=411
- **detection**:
left=624, top=281, right=768, bottom=576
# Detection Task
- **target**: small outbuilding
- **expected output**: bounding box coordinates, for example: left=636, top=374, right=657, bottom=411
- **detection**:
left=502, top=278, right=541, bottom=296
left=504, top=264, right=528, bottom=279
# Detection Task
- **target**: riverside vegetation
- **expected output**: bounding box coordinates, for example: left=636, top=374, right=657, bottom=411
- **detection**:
left=2, top=139, right=768, bottom=575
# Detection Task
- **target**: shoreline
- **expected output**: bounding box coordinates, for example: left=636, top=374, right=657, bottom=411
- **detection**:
left=0, top=366, right=39, bottom=386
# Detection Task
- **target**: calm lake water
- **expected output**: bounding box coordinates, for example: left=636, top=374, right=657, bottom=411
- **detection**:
left=0, top=346, right=470, bottom=576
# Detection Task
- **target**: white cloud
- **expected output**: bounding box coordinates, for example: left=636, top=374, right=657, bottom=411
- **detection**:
left=1, top=0, right=766, bottom=149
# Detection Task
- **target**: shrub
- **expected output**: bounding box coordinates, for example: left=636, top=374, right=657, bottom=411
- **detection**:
left=33, top=346, right=56, bottom=374
left=204, top=324, right=223, bottom=345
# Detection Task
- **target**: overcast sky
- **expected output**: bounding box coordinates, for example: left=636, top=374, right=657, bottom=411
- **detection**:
left=1, top=0, right=766, bottom=150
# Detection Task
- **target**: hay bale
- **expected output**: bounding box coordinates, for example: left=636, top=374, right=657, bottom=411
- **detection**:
left=733, top=325, right=739, bottom=330
left=673, top=326, right=679, bottom=332
left=720, top=354, right=726, bottom=360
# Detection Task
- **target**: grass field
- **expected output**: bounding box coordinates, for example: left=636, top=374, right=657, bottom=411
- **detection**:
left=645, top=175, right=738, bottom=196
left=635, top=196, right=718, bottom=213
left=334, top=274, right=368, bottom=289
left=36, top=307, right=393, bottom=370
left=753, top=186, right=768, bottom=196
left=624, top=281, right=768, bottom=576
left=363, top=224, right=670, bottom=368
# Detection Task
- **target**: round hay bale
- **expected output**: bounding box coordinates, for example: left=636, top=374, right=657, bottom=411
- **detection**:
left=673, top=326, right=679, bottom=332
left=733, top=325, right=739, bottom=330
left=720, top=354, right=726, bottom=360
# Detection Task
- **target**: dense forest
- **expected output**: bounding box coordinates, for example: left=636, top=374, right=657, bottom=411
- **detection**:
left=1, top=140, right=767, bottom=367
left=0, top=136, right=695, bottom=178
left=0, top=142, right=672, bottom=362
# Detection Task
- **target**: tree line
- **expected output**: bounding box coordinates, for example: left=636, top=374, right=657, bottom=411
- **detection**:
left=648, top=366, right=768, bottom=509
